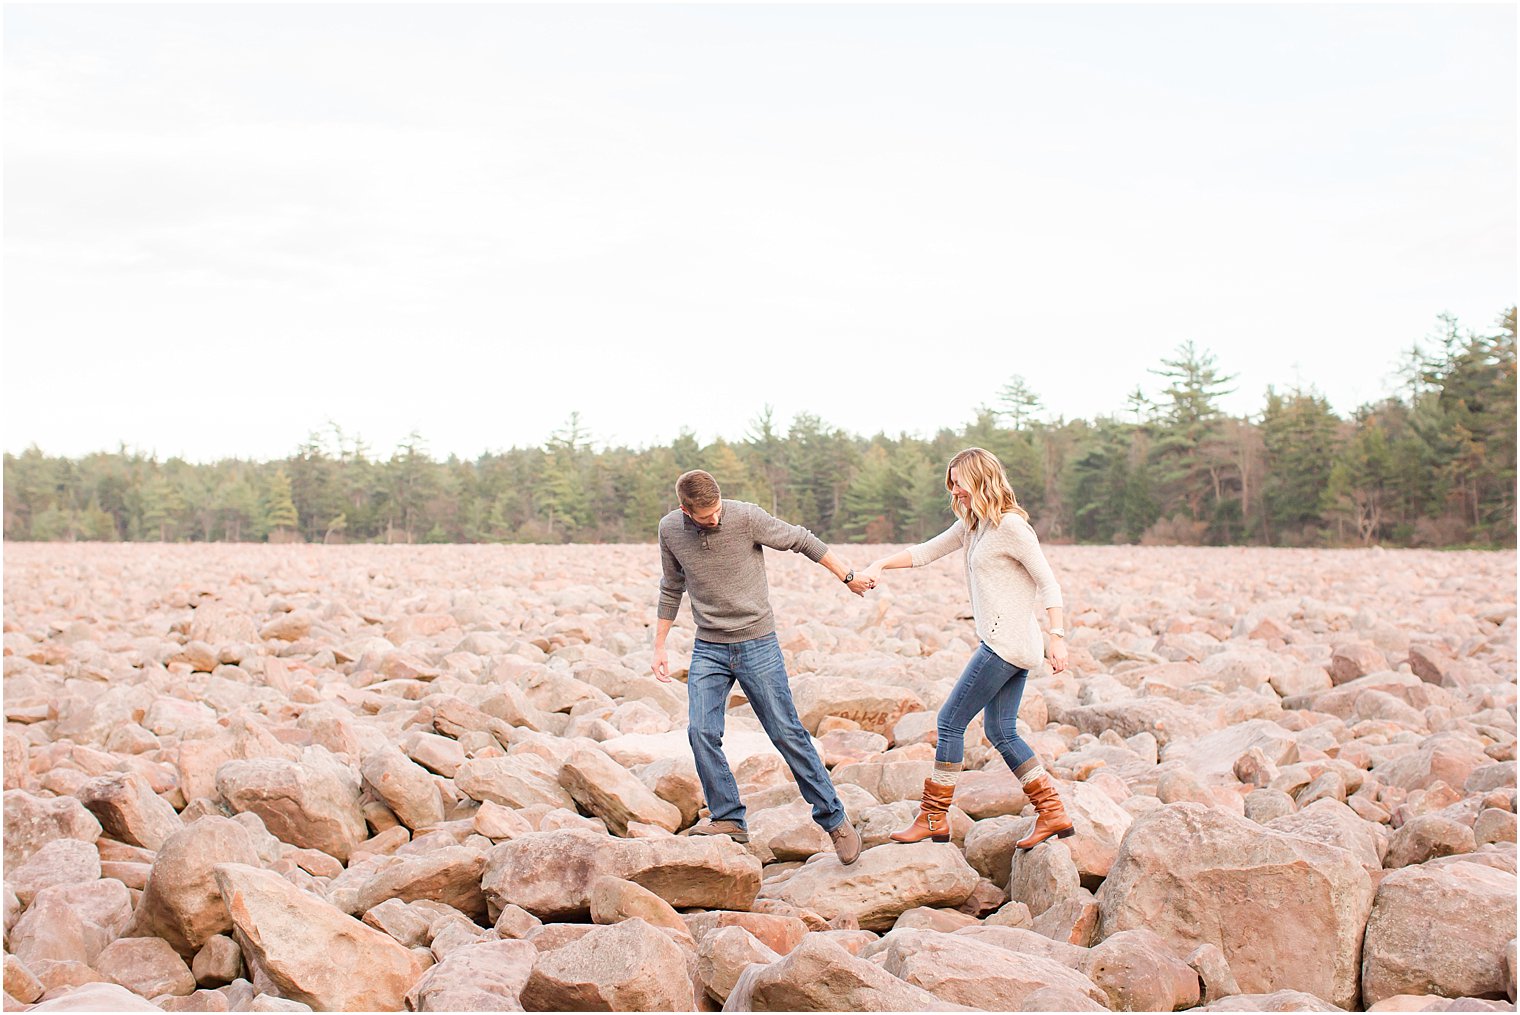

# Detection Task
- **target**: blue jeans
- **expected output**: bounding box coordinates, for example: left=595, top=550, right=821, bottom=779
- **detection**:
left=936, top=642, right=1036, bottom=772
left=687, top=634, right=846, bottom=832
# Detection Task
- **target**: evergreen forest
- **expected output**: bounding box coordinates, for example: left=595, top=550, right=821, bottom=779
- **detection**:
left=5, top=310, right=1514, bottom=549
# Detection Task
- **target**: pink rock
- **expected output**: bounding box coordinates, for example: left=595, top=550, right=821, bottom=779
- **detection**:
left=8, top=838, right=101, bottom=906
left=1082, top=927, right=1200, bottom=1011
left=76, top=771, right=183, bottom=850
left=520, top=918, right=695, bottom=1011
left=1330, top=642, right=1387, bottom=684
left=726, top=933, right=955, bottom=1012
left=213, top=862, right=429, bottom=1011
left=9, top=880, right=134, bottom=968
left=1362, top=860, right=1516, bottom=1005
left=27, top=982, right=163, bottom=1011
left=696, top=925, right=779, bottom=1005
left=404, top=939, right=536, bottom=1011
left=759, top=841, right=978, bottom=931
left=871, top=927, right=1108, bottom=1010
left=92, top=936, right=195, bottom=998
left=216, top=749, right=367, bottom=862
left=129, top=816, right=262, bottom=956
left=1097, top=802, right=1372, bottom=1010
left=3, top=790, right=102, bottom=869
left=482, top=828, right=761, bottom=920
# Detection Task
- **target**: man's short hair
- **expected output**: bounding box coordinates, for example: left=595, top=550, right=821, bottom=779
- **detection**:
left=677, top=470, right=721, bottom=510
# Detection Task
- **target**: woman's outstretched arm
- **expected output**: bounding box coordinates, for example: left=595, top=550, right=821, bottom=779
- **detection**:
left=862, top=520, right=963, bottom=583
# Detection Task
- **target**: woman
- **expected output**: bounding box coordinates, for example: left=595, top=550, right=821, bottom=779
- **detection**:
left=861, top=447, right=1073, bottom=850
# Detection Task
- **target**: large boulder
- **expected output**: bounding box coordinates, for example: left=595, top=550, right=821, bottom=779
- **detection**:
left=588, top=876, right=692, bottom=942
left=951, top=924, right=1088, bottom=969
left=1383, top=814, right=1476, bottom=869
left=213, top=862, right=430, bottom=1010
left=92, top=936, right=196, bottom=999
left=698, top=926, right=780, bottom=1004
left=1061, top=699, right=1223, bottom=747
left=965, top=815, right=1032, bottom=884
left=758, top=842, right=978, bottom=931
left=1266, top=799, right=1385, bottom=874
left=359, top=745, right=445, bottom=832
left=559, top=747, right=682, bottom=835
left=1009, top=838, right=1082, bottom=918
left=348, top=846, right=488, bottom=918
left=722, top=933, right=959, bottom=1011
left=216, top=750, right=368, bottom=862
left=1062, top=780, right=1135, bottom=885
left=1096, top=802, right=1372, bottom=1010
left=3, top=790, right=102, bottom=869
left=454, top=755, right=577, bottom=810
left=404, top=939, right=537, bottom=1012
left=683, top=911, right=809, bottom=957
left=76, top=772, right=183, bottom=850
left=869, top=927, right=1108, bottom=1009
left=635, top=756, right=705, bottom=829
left=9, top=879, right=133, bottom=968
left=744, top=802, right=833, bottom=864
left=8, top=838, right=101, bottom=906
left=519, top=918, right=694, bottom=1011
left=128, top=817, right=262, bottom=957
left=1370, top=733, right=1493, bottom=793
left=482, top=828, right=760, bottom=919
left=1159, top=719, right=1300, bottom=785
left=1361, top=860, right=1516, bottom=1005
left=26, top=982, right=164, bottom=1012
left=1082, top=927, right=1201, bottom=1011
left=789, top=676, right=926, bottom=737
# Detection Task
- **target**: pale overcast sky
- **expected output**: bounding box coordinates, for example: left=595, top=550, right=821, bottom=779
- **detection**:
left=3, top=4, right=1514, bottom=462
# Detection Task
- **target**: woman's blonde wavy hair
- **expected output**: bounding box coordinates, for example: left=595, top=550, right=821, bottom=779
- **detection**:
left=946, top=447, right=1029, bottom=531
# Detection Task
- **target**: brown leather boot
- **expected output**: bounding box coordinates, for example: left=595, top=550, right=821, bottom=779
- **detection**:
left=1015, top=774, right=1074, bottom=849
left=890, top=778, right=956, bottom=843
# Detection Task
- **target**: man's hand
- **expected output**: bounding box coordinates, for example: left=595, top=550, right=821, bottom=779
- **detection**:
left=846, top=574, right=874, bottom=597
left=652, top=644, right=672, bottom=683
left=1048, top=637, right=1069, bottom=674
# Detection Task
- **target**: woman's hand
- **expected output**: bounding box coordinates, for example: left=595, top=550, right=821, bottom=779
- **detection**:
left=860, top=561, right=886, bottom=586
left=1048, top=636, right=1069, bottom=674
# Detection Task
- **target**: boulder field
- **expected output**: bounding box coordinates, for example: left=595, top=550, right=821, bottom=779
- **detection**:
left=2, top=542, right=1514, bottom=1012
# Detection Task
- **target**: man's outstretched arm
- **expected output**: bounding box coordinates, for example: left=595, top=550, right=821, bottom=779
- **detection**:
left=748, top=504, right=871, bottom=596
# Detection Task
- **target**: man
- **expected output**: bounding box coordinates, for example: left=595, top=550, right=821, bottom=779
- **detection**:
left=653, top=469, right=870, bottom=864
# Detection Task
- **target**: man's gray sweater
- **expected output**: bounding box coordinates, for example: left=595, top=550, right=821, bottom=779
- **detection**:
left=657, top=500, right=828, bottom=643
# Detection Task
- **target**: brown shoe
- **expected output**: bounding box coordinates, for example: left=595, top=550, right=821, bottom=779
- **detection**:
left=681, top=819, right=749, bottom=843
left=890, top=779, right=956, bottom=844
left=1015, top=774, right=1074, bottom=849
left=828, top=817, right=861, bottom=865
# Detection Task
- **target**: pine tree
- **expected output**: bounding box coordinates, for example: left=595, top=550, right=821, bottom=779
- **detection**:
left=842, top=443, right=897, bottom=541
left=1261, top=387, right=1340, bottom=541
left=263, top=470, right=299, bottom=536
left=540, top=414, right=592, bottom=539
left=997, top=375, right=1044, bottom=431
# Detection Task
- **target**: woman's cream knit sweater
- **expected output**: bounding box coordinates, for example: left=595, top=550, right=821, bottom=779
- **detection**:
left=909, top=511, right=1063, bottom=669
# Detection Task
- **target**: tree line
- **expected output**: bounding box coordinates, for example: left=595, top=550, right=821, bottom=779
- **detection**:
left=5, top=309, right=1514, bottom=549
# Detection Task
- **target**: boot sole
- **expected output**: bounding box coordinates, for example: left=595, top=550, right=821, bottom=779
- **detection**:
left=682, top=830, right=750, bottom=843
left=1015, top=827, right=1074, bottom=850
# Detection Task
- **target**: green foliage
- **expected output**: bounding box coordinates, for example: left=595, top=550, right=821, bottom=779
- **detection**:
left=263, top=470, right=299, bottom=534
left=4, top=310, right=1514, bottom=548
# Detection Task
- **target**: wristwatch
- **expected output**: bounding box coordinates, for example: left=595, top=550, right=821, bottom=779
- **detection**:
left=1050, top=627, right=1066, bottom=639
left=843, top=570, right=855, bottom=584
